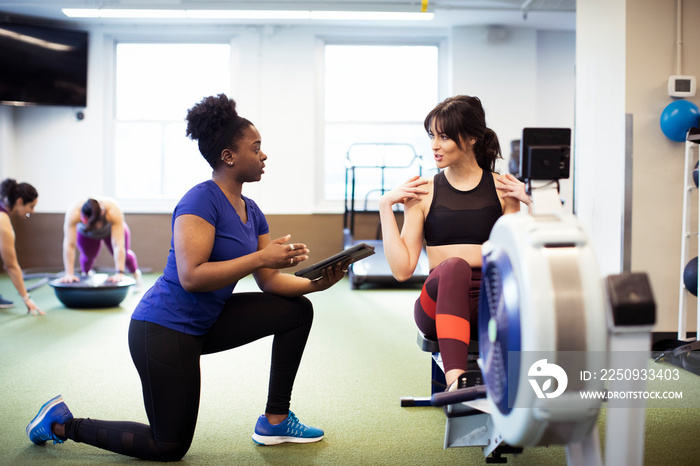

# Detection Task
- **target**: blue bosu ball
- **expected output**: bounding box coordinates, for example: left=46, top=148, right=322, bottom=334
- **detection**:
left=50, top=273, right=135, bottom=308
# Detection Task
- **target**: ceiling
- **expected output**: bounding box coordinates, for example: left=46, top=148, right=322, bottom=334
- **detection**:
left=0, top=0, right=576, bottom=30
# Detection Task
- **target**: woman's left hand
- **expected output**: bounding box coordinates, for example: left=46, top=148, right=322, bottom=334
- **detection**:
left=308, top=258, right=352, bottom=291
left=496, top=174, right=532, bottom=206
left=107, top=272, right=125, bottom=283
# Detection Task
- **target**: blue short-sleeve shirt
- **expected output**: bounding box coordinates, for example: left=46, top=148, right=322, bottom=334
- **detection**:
left=131, top=180, right=269, bottom=335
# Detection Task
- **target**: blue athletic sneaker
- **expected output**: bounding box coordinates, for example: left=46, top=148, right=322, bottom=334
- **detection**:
left=252, top=411, right=324, bottom=445
left=0, top=295, right=14, bottom=308
left=26, top=395, right=73, bottom=445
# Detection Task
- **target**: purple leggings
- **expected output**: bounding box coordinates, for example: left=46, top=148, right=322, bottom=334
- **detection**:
left=77, top=223, right=138, bottom=273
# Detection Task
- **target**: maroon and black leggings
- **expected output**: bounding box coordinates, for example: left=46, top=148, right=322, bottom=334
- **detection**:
left=414, top=257, right=481, bottom=373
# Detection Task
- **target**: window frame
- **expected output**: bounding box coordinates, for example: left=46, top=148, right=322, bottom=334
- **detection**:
left=314, top=36, right=448, bottom=213
left=104, top=33, right=237, bottom=213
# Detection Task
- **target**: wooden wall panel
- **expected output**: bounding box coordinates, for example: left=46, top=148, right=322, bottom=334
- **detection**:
left=6, top=213, right=370, bottom=276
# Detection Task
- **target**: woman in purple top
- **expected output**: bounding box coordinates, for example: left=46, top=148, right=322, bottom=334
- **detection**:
left=0, top=178, right=42, bottom=315
left=27, top=94, right=348, bottom=460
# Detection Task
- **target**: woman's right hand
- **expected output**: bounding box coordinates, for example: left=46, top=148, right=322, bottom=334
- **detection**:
left=380, top=175, right=429, bottom=207
left=26, top=298, right=45, bottom=316
left=259, top=234, right=310, bottom=269
left=59, top=273, right=80, bottom=283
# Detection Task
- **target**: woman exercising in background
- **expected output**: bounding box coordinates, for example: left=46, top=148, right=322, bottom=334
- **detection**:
left=379, top=95, right=531, bottom=391
left=0, top=179, right=43, bottom=315
left=60, top=197, right=142, bottom=288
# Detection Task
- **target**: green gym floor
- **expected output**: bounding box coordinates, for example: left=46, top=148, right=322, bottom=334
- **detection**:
left=0, top=273, right=698, bottom=465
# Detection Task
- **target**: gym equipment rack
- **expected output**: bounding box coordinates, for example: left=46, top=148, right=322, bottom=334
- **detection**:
left=342, top=142, right=430, bottom=289
left=678, top=126, right=700, bottom=340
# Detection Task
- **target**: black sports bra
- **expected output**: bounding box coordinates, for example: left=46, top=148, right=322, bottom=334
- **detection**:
left=423, top=170, right=503, bottom=246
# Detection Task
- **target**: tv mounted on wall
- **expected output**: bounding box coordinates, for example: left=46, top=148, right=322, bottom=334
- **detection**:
left=0, top=20, right=88, bottom=107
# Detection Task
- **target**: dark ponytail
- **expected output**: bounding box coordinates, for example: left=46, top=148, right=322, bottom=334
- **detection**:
left=0, top=178, right=38, bottom=209
left=474, top=128, right=501, bottom=172
left=81, top=199, right=102, bottom=232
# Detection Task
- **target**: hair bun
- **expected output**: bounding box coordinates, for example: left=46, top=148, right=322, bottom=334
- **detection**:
left=0, top=178, right=18, bottom=198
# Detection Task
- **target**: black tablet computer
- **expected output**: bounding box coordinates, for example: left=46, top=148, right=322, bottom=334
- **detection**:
left=294, top=243, right=375, bottom=280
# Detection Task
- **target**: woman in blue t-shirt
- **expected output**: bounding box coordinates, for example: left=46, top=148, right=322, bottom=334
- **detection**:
left=27, top=94, right=349, bottom=461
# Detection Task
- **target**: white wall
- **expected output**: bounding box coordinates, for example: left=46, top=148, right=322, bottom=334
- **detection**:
left=627, top=0, right=700, bottom=333
left=450, top=26, right=575, bottom=205
left=575, top=0, right=700, bottom=333
left=0, top=23, right=575, bottom=216
left=13, top=107, right=105, bottom=207
left=537, top=30, right=576, bottom=208
left=575, top=0, right=627, bottom=276
left=536, top=31, right=576, bottom=128
left=235, top=27, right=320, bottom=214
left=451, top=26, right=538, bottom=171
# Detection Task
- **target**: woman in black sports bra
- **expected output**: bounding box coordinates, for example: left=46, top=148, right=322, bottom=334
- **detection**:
left=379, top=95, right=531, bottom=391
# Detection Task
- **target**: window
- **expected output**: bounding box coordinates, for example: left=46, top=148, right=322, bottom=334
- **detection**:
left=323, top=44, right=439, bottom=204
left=114, top=43, right=230, bottom=202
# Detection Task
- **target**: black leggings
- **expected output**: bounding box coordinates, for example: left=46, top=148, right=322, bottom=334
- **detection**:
left=62, top=292, right=314, bottom=461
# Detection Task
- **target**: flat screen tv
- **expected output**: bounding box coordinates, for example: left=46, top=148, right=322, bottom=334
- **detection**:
left=0, top=21, right=88, bottom=107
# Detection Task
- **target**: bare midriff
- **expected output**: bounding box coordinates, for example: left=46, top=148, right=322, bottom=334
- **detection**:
left=426, top=243, right=483, bottom=270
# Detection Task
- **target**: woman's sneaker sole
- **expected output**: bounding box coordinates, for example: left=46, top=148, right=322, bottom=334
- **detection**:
left=251, top=411, right=324, bottom=446
left=252, top=433, right=324, bottom=445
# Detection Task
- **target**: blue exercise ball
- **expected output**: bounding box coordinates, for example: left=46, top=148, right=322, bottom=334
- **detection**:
left=660, top=100, right=700, bottom=142
left=684, top=257, right=698, bottom=296
left=695, top=162, right=699, bottom=188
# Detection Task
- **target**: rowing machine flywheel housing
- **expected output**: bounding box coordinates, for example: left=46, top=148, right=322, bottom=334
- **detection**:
left=478, top=211, right=608, bottom=447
